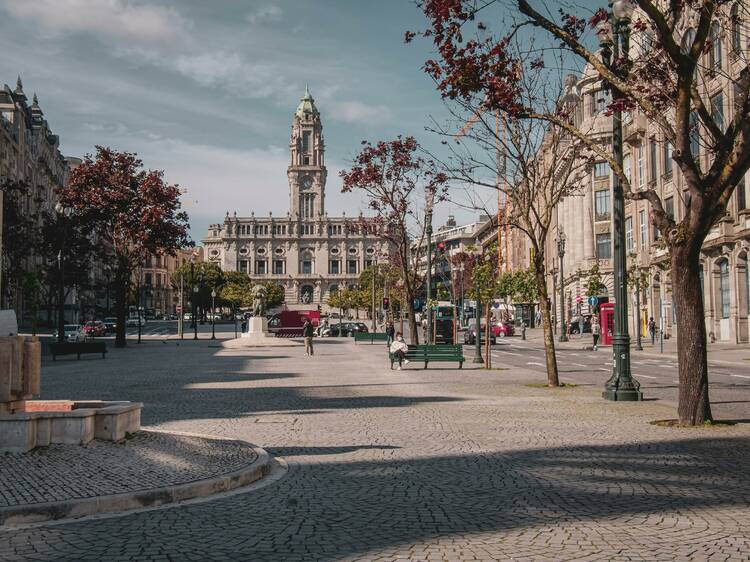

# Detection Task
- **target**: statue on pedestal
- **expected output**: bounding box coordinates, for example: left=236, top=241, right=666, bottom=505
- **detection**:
left=251, top=285, right=267, bottom=318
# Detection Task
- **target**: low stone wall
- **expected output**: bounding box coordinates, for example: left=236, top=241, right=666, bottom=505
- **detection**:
left=0, top=401, right=143, bottom=453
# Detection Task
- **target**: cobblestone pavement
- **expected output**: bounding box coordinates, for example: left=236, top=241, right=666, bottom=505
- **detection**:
left=1, top=339, right=749, bottom=561
left=0, top=431, right=257, bottom=508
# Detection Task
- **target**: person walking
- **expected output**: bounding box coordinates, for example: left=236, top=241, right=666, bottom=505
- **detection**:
left=386, top=321, right=395, bottom=345
left=303, top=318, right=314, bottom=356
left=648, top=316, right=656, bottom=345
left=389, top=332, right=410, bottom=370
left=591, top=317, right=601, bottom=351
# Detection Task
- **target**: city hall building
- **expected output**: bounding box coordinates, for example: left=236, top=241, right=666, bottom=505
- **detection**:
left=202, top=87, right=389, bottom=308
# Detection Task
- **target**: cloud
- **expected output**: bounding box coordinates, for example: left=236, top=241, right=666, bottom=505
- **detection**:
left=330, top=101, right=393, bottom=124
left=247, top=4, right=282, bottom=25
left=0, top=0, right=190, bottom=47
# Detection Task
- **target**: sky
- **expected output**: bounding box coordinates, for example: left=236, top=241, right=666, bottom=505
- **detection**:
left=0, top=0, right=494, bottom=244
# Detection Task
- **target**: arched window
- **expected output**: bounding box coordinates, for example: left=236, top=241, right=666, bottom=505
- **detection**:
left=681, top=28, right=696, bottom=55
left=731, top=3, right=742, bottom=53
left=720, top=260, right=730, bottom=318
left=709, top=22, right=722, bottom=71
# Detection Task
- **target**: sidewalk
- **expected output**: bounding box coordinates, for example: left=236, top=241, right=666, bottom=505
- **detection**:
left=521, top=327, right=750, bottom=365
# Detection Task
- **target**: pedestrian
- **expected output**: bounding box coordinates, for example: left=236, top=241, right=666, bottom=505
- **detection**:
left=303, top=318, right=314, bottom=356
left=386, top=321, right=395, bottom=345
left=648, top=316, right=656, bottom=345
left=389, top=332, right=410, bottom=370
left=592, top=317, right=600, bottom=350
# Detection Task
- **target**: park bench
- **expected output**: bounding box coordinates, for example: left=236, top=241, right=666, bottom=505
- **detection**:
left=354, top=332, right=389, bottom=344
left=50, top=341, right=107, bottom=361
left=389, top=344, right=464, bottom=370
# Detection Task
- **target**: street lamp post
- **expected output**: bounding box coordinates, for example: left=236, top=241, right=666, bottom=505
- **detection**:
left=189, top=261, right=196, bottom=330
left=598, top=0, right=642, bottom=401
left=472, top=289, right=483, bottom=364
left=634, top=266, right=643, bottom=351
left=557, top=230, right=568, bottom=342
left=198, top=271, right=205, bottom=325
left=54, top=203, right=72, bottom=344
left=425, top=196, right=434, bottom=344
left=458, top=263, right=465, bottom=328
left=192, top=284, right=199, bottom=340
left=211, top=289, right=216, bottom=340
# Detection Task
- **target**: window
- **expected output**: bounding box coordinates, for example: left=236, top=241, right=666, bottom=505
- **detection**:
left=637, top=148, right=645, bottom=188
left=302, top=131, right=311, bottom=153
left=623, top=154, right=632, bottom=184
left=273, top=260, right=285, bottom=275
left=720, top=260, right=730, bottom=318
left=594, top=161, right=610, bottom=178
left=595, top=189, right=611, bottom=219
left=329, top=260, right=340, bottom=275
left=596, top=233, right=612, bottom=259
left=301, top=260, right=313, bottom=274
left=738, top=179, right=747, bottom=211
left=239, top=260, right=248, bottom=273
left=664, top=142, right=673, bottom=175
left=640, top=210, right=647, bottom=247
left=709, top=22, right=722, bottom=71
left=255, top=260, right=267, bottom=275
left=665, top=197, right=675, bottom=220
left=592, top=89, right=611, bottom=115
left=626, top=217, right=634, bottom=251
left=732, top=4, right=742, bottom=53
left=649, top=140, right=657, bottom=182
left=145, top=272, right=153, bottom=286
left=711, top=92, right=724, bottom=131
left=364, top=259, right=373, bottom=269
left=640, top=31, right=654, bottom=54
left=689, top=111, right=700, bottom=156
left=347, top=260, right=359, bottom=275
left=745, top=263, right=750, bottom=314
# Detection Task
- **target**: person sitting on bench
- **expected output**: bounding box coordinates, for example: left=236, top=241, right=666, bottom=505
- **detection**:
left=389, top=332, right=410, bottom=370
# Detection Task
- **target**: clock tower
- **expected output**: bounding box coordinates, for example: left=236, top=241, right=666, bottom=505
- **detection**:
left=288, top=85, right=327, bottom=219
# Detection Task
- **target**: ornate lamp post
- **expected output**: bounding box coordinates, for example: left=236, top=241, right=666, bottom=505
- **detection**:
left=557, top=229, right=568, bottom=342
left=597, top=0, right=642, bottom=401
left=425, top=191, right=435, bottom=344
left=192, top=284, right=199, bottom=340
left=458, top=262, right=465, bottom=328
left=210, top=289, right=216, bottom=340
left=54, top=203, right=72, bottom=344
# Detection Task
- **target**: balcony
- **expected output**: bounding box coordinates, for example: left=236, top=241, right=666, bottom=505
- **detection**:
left=623, top=114, right=647, bottom=144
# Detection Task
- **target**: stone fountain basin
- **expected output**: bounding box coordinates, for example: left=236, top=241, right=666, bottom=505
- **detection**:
left=0, top=400, right=142, bottom=453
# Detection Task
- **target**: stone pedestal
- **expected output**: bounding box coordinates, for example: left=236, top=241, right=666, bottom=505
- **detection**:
left=225, top=316, right=302, bottom=348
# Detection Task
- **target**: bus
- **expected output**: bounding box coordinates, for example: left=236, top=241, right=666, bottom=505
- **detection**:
left=433, top=302, right=456, bottom=344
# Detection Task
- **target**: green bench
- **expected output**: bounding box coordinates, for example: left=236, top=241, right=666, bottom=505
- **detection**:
left=389, top=344, right=464, bottom=369
left=354, top=332, right=389, bottom=344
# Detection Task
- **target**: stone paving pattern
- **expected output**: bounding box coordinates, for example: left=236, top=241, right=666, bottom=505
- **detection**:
left=0, top=431, right=257, bottom=508
left=1, top=338, right=749, bottom=561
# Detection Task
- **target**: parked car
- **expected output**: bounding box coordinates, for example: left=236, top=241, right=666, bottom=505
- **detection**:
left=492, top=320, right=515, bottom=338
left=323, top=322, right=369, bottom=337
left=464, top=320, right=497, bottom=345
left=53, top=324, right=84, bottom=342
left=568, top=315, right=592, bottom=334
left=83, top=320, right=106, bottom=337
left=126, top=316, right=145, bottom=327
left=103, top=317, right=118, bottom=333
left=183, top=313, right=193, bottom=321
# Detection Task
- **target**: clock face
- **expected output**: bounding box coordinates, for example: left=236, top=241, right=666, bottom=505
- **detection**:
left=301, top=176, right=313, bottom=189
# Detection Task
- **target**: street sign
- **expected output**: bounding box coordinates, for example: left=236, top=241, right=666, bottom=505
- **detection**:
left=576, top=294, right=582, bottom=303
left=382, top=297, right=390, bottom=310
left=588, top=296, right=598, bottom=307
left=176, top=305, right=183, bottom=313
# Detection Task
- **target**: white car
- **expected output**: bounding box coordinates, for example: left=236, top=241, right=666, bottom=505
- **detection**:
left=126, top=316, right=145, bottom=327
left=56, top=324, right=83, bottom=342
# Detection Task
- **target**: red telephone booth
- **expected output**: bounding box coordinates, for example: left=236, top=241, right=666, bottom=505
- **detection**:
left=599, top=303, right=615, bottom=346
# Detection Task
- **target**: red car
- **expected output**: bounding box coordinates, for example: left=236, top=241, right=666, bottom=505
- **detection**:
left=83, top=321, right=106, bottom=337
left=491, top=320, right=515, bottom=338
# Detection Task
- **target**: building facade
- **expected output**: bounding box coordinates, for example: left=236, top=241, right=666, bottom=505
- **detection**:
left=0, top=77, right=71, bottom=322
left=202, top=88, right=389, bottom=308
left=531, top=6, right=750, bottom=343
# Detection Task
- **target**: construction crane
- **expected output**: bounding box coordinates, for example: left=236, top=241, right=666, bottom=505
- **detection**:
left=453, top=110, right=510, bottom=272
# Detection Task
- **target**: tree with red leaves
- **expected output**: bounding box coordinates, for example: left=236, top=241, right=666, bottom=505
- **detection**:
left=341, top=137, right=448, bottom=344
left=414, top=0, right=750, bottom=425
left=58, top=147, right=191, bottom=347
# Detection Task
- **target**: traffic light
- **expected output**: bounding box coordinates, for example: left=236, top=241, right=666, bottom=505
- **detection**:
left=437, top=241, right=446, bottom=255
left=382, top=297, right=390, bottom=310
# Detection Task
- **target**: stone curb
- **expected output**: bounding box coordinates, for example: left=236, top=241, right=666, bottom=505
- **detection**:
left=0, top=430, right=272, bottom=527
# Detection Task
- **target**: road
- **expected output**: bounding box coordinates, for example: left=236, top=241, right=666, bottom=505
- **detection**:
left=482, top=335, right=750, bottom=421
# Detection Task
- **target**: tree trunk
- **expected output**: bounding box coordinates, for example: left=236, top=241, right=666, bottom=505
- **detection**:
left=485, top=303, right=491, bottom=369
left=407, top=300, right=419, bottom=345
left=114, top=265, right=128, bottom=348
left=672, top=243, right=712, bottom=424
left=535, top=265, right=560, bottom=387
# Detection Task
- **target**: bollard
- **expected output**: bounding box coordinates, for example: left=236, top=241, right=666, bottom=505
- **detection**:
left=521, top=323, right=527, bottom=341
